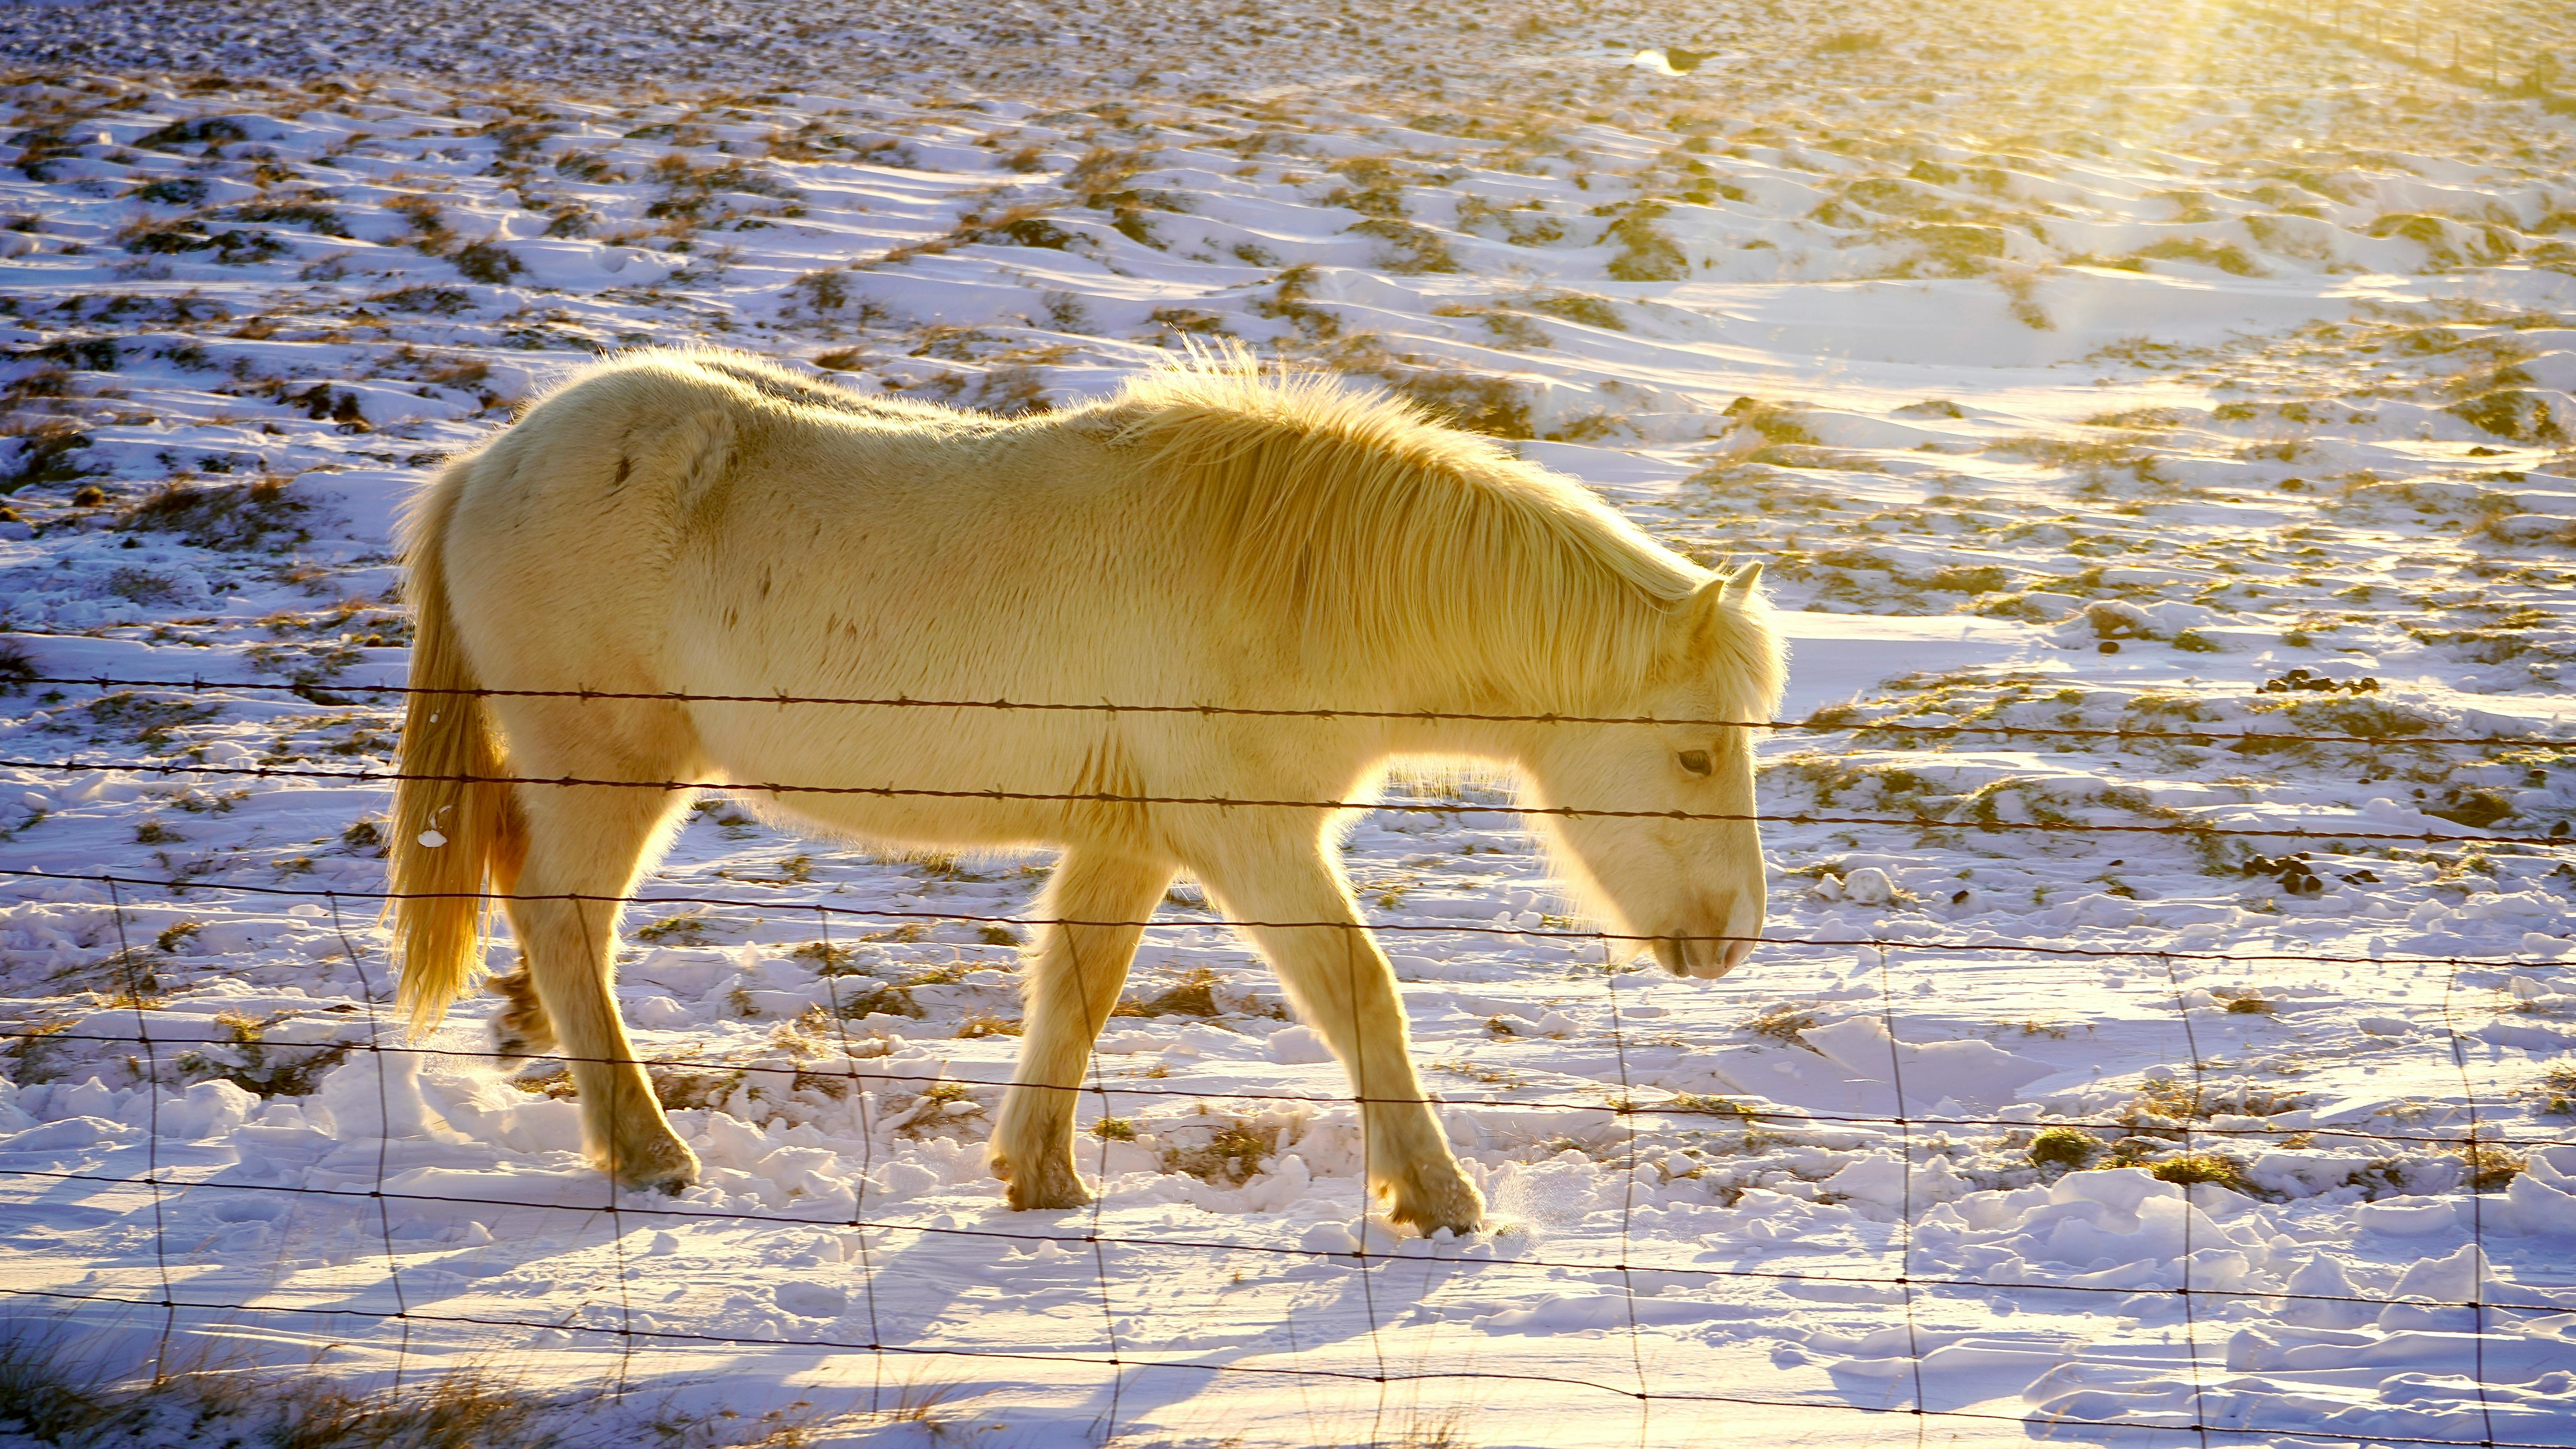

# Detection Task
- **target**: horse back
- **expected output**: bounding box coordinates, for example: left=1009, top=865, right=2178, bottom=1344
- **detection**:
left=437, top=350, right=1240, bottom=713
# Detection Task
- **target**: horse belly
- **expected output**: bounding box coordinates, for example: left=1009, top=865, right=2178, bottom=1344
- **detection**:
left=685, top=699, right=1102, bottom=853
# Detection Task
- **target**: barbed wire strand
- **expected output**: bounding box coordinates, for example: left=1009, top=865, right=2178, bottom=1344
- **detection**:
left=21, top=673, right=2575, bottom=754
left=10, top=754, right=2571, bottom=850
left=6, top=867, right=2561, bottom=973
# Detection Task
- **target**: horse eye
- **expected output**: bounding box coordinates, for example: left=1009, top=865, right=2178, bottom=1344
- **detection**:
left=1677, top=749, right=1713, bottom=776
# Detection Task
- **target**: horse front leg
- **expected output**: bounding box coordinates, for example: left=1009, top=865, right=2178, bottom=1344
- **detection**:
left=990, top=849, right=1171, bottom=1210
left=1197, top=844, right=1484, bottom=1236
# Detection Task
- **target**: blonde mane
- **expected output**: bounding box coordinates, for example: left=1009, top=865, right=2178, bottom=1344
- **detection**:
left=1092, top=355, right=1780, bottom=717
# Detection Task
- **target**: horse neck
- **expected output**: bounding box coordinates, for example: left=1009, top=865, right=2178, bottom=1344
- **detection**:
left=1355, top=597, right=1665, bottom=764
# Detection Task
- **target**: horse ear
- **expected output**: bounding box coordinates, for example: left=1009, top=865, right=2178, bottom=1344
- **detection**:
left=1684, top=562, right=1762, bottom=614
left=1676, top=564, right=1754, bottom=649
left=1669, top=566, right=1772, bottom=659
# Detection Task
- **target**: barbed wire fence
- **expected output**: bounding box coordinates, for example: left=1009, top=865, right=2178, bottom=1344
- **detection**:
left=3, top=673, right=2573, bottom=1444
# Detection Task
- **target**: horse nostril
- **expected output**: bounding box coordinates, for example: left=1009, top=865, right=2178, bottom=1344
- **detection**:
left=1680, top=933, right=1727, bottom=979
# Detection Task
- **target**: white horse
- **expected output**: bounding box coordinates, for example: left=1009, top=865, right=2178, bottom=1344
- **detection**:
left=389, top=347, right=1783, bottom=1235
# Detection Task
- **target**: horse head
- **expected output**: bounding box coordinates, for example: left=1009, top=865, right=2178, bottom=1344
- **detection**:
left=1523, top=563, right=1783, bottom=979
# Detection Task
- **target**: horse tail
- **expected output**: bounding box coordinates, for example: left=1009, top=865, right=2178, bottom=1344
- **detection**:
left=389, top=461, right=521, bottom=1036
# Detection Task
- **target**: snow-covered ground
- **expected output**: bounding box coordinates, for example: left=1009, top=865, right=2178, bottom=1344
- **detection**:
left=3, top=0, right=2575, bottom=1443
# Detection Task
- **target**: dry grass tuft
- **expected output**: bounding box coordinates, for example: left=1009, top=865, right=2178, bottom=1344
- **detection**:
left=0, top=1331, right=559, bottom=1448
left=899, top=1080, right=983, bottom=1138
left=2148, top=1151, right=2253, bottom=1191
left=2212, top=987, right=2277, bottom=1014
left=117, top=474, right=310, bottom=552
left=173, top=1009, right=353, bottom=1097
left=1740, top=1003, right=1822, bottom=1045
left=2535, top=1062, right=2576, bottom=1116
left=2, top=1020, right=71, bottom=1086
left=2457, top=1137, right=2525, bottom=1191
left=1659, top=1092, right=1757, bottom=1118
left=2029, top=1125, right=2099, bottom=1170
left=1385, top=1405, right=1477, bottom=1448
left=1111, top=967, right=1223, bottom=1019
left=2122, top=1074, right=2308, bottom=1125
left=1161, top=1119, right=1279, bottom=1185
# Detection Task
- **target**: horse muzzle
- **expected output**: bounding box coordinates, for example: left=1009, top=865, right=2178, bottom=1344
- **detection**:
left=1648, top=932, right=1755, bottom=980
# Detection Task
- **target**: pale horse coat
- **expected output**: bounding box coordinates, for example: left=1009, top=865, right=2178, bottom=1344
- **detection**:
left=389, top=348, right=1784, bottom=1235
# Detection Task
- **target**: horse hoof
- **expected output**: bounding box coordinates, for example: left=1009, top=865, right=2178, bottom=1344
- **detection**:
left=610, top=1135, right=700, bottom=1195
left=488, top=968, right=556, bottom=1060
left=1386, top=1170, right=1485, bottom=1237
left=999, top=1159, right=1095, bottom=1211
left=493, top=1025, right=556, bottom=1061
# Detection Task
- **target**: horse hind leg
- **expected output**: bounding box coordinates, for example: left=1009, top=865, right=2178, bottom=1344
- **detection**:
left=502, top=774, right=699, bottom=1192
left=990, top=848, right=1171, bottom=1210
left=484, top=818, right=555, bottom=1060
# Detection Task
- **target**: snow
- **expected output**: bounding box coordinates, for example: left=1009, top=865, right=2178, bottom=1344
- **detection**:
left=3, top=0, right=2576, bottom=1443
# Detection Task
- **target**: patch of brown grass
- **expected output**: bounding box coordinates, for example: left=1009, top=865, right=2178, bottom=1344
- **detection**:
left=1111, top=967, right=1222, bottom=1019
left=0, top=1333, right=558, bottom=1449
left=1741, top=1003, right=1821, bottom=1045
left=2149, top=1151, right=2253, bottom=1190
left=2535, top=1062, right=2576, bottom=1116
left=1161, top=1119, right=1278, bottom=1185
left=2458, top=1137, right=2525, bottom=1191
left=2029, top=1125, right=2099, bottom=1170
left=1657, top=1092, right=1758, bottom=1118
